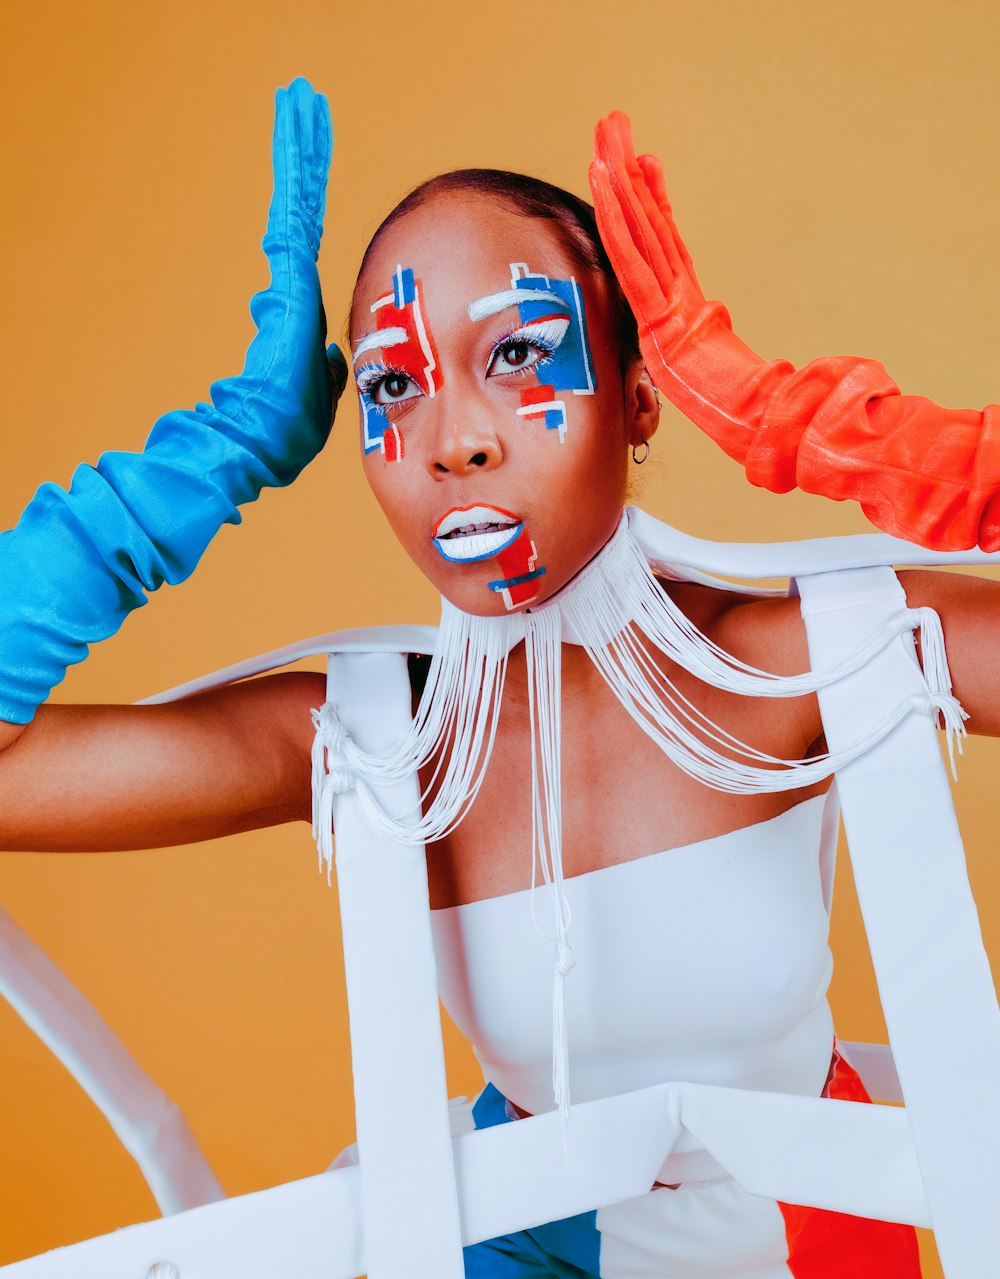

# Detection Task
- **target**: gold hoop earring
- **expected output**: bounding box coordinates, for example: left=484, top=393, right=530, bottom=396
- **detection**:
left=632, top=441, right=650, bottom=465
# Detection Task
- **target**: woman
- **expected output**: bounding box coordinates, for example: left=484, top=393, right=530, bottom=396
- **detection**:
left=1, top=78, right=998, bottom=1276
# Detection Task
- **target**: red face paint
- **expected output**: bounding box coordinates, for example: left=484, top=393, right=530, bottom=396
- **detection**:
left=488, top=527, right=546, bottom=610
left=518, top=383, right=568, bottom=442
left=360, top=265, right=443, bottom=462
left=371, top=272, right=443, bottom=399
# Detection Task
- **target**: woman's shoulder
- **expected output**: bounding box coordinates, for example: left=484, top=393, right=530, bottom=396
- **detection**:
left=661, top=577, right=812, bottom=677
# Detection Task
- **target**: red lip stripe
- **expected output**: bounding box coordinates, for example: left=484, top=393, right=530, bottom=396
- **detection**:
left=434, top=504, right=522, bottom=538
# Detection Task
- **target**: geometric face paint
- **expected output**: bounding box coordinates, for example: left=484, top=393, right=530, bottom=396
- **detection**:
left=448, top=261, right=596, bottom=608
left=487, top=525, right=546, bottom=609
left=354, top=264, right=443, bottom=462
left=431, top=504, right=546, bottom=611
left=468, top=262, right=596, bottom=445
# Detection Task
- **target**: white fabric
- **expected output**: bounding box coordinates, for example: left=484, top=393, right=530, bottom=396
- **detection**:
left=311, top=512, right=966, bottom=1128
left=595, top=1179, right=795, bottom=1279
left=432, top=796, right=836, bottom=1116
left=0, top=905, right=222, bottom=1216
left=9, top=507, right=998, bottom=1276
left=136, top=625, right=439, bottom=706
left=310, top=509, right=995, bottom=1274
left=0, top=1074, right=929, bottom=1279
left=798, top=566, right=1000, bottom=1279
left=325, top=651, right=465, bottom=1279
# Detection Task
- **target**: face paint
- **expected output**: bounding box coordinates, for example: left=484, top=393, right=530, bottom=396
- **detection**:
left=431, top=505, right=546, bottom=611
left=469, top=263, right=596, bottom=444
left=509, top=262, right=596, bottom=396
left=488, top=526, right=546, bottom=610
left=516, top=383, right=568, bottom=442
left=354, top=264, right=443, bottom=461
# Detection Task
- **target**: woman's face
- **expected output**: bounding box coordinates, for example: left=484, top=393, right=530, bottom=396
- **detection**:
left=350, top=193, right=657, bottom=615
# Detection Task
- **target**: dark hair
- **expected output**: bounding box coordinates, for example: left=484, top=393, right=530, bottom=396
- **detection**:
left=352, top=169, right=641, bottom=372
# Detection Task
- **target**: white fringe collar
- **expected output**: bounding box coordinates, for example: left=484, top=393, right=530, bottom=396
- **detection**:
left=312, top=508, right=966, bottom=1123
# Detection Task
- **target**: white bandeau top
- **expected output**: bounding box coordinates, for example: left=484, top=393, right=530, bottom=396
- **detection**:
left=431, top=792, right=839, bottom=1116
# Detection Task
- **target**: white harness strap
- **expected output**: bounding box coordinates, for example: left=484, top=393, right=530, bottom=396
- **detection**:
left=0, top=905, right=223, bottom=1217
left=8, top=517, right=1000, bottom=1278
left=325, top=651, right=464, bottom=1279
left=798, top=566, right=1000, bottom=1279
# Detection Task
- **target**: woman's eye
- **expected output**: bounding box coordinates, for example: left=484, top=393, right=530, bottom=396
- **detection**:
left=490, top=340, right=540, bottom=374
left=365, top=371, right=422, bottom=406
left=487, top=317, right=570, bottom=378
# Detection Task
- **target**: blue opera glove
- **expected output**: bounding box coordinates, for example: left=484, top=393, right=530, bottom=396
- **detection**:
left=0, top=78, right=347, bottom=725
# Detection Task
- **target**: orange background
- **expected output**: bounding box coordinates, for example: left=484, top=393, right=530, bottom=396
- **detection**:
left=3, top=2, right=1000, bottom=1274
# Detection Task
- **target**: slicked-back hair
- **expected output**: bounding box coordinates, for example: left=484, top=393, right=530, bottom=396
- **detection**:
left=351, top=169, right=642, bottom=373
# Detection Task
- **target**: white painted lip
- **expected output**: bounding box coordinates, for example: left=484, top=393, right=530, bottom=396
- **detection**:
left=432, top=505, right=523, bottom=564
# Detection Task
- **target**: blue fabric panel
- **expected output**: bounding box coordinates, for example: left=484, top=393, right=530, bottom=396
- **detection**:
left=464, top=1084, right=601, bottom=1277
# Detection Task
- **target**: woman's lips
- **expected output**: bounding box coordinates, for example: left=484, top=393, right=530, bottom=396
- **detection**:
left=432, top=504, right=524, bottom=563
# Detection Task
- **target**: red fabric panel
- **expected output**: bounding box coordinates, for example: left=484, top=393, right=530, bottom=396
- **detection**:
left=778, top=1048, right=923, bottom=1277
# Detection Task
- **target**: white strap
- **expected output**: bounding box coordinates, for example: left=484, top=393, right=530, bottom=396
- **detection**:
left=799, top=565, right=1000, bottom=1279
left=0, top=1074, right=930, bottom=1279
left=135, top=625, right=439, bottom=705
left=325, top=651, right=464, bottom=1279
left=0, top=905, right=222, bottom=1216
left=628, top=504, right=1000, bottom=580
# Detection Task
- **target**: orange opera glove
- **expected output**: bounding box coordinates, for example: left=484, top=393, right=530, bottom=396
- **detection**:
left=589, top=111, right=1000, bottom=551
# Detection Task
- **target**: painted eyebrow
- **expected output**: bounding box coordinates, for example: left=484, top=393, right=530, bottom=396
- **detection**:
left=467, top=289, right=570, bottom=323
left=352, top=326, right=409, bottom=364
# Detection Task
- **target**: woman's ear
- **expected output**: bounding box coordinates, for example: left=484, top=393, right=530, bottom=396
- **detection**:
left=623, top=361, right=661, bottom=447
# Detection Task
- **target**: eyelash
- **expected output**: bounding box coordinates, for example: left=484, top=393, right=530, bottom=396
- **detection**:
left=355, top=362, right=401, bottom=403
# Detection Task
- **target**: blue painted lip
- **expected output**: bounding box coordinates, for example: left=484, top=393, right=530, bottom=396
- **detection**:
left=433, top=521, right=523, bottom=564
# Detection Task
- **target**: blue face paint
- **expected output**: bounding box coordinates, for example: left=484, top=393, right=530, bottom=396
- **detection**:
left=510, top=262, right=596, bottom=396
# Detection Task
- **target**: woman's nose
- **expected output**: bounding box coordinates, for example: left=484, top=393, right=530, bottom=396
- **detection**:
left=426, top=407, right=503, bottom=478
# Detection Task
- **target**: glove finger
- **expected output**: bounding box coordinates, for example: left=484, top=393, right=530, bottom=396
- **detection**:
left=590, top=161, right=674, bottom=389
left=327, top=343, right=349, bottom=405
left=628, top=149, right=689, bottom=283
left=594, top=113, right=677, bottom=300
left=606, top=116, right=690, bottom=299
left=592, top=118, right=660, bottom=270
left=602, top=143, right=677, bottom=301
left=294, top=77, right=332, bottom=247
left=589, top=160, right=661, bottom=307
left=637, top=153, right=704, bottom=295
left=266, top=78, right=331, bottom=261
left=266, top=85, right=293, bottom=246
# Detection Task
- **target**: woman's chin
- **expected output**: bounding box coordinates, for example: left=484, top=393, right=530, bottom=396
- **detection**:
left=436, top=582, right=536, bottom=618
left=429, top=561, right=553, bottom=618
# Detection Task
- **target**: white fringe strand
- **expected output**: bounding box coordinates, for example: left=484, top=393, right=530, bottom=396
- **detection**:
left=312, top=515, right=967, bottom=1120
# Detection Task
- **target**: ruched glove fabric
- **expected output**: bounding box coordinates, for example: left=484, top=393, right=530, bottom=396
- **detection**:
left=0, top=77, right=347, bottom=724
left=589, top=111, right=1000, bottom=552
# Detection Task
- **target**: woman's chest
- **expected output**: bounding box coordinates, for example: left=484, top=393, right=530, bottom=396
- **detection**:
left=431, top=794, right=837, bottom=1107
left=424, top=655, right=827, bottom=910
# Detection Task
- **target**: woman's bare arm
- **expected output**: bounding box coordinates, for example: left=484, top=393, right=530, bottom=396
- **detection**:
left=0, top=670, right=325, bottom=851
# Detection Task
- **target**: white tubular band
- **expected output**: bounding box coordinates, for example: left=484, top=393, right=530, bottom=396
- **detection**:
left=325, top=651, right=464, bottom=1279
left=0, top=905, right=223, bottom=1217
left=0, top=1076, right=931, bottom=1279
left=798, top=566, right=1000, bottom=1279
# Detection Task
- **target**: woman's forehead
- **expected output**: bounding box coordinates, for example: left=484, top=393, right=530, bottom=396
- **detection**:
left=352, top=196, right=578, bottom=327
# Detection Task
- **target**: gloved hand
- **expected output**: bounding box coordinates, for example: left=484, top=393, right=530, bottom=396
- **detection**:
left=0, top=77, right=347, bottom=725
left=589, top=110, right=1000, bottom=552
